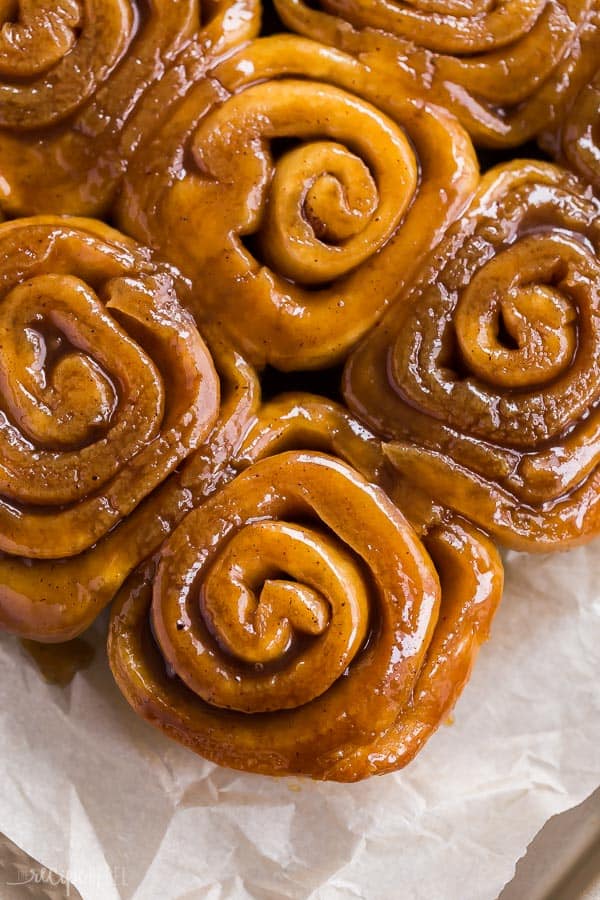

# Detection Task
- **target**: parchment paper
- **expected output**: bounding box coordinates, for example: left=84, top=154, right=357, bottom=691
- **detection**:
left=0, top=542, right=598, bottom=900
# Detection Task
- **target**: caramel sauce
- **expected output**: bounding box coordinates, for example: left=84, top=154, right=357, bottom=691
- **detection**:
left=20, top=637, right=94, bottom=687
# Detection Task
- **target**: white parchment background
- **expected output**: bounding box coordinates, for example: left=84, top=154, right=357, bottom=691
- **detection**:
left=0, top=543, right=598, bottom=900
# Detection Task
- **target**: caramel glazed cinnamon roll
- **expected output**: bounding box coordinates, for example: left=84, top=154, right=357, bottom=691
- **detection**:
left=275, top=0, right=600, bottom=148
left=109, top=392, right=503, bottom=781
left=344, top=161, right=600, bottom=552
left=116, top=35, right=478, bottom=371
left=0, top=0, right=259, bottom=217
left=0, top=217, right=262, bottom=642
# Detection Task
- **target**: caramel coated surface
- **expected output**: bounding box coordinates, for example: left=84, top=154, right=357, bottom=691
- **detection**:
left=0, top=217, right=229, bottom=640
left=0, top=331, right=257, bottom=642
left=542, top=66, right=600, bottom=192
left=117, top=34, right=478, bottom=370
left=276, top=0, right=600, bottom=147
left=109, top=450, right=502, bottom=781
left=0, top=0, right=260, bottom=217
left=344, top=161, right=600, bottom=551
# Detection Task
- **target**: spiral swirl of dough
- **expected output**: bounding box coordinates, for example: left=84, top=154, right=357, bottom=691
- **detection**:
left=0, top=216, right=220, bottom=562
left=117, top=35, right=478, bottom=370
left=108, top=448, right=502, bottom=780
left=344, top=161, right=600, bottom=550
left=0, top=326, right=258, bottom=642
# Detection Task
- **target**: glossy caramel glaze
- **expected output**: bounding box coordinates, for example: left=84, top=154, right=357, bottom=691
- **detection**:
left=116, top=34, right=478, bottom=371
left=236, top=392, right=387, bottom=489
left=0, top=0, right=260, bottom=217
left=344, top=161, right=600, bottom=552
left=235, top=390, right=442, bottom=533
left=0, top=330, right=258, bottom=642
left=275, top=0, right=600, bottom=148
left=0, top=217, right=241, bottom=641
left=108, top=450, right=502, bottom=781
left=541, top=66, right=600, bottom=192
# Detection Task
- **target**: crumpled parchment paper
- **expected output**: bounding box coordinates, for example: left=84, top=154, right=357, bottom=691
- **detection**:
left=0, top=542, right=599, bottom=900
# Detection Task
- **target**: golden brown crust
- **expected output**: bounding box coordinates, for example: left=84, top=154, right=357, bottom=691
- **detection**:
left=116, top=34, right=478, bottom=370
left=344, top=161, right=600, bottom=551
left=108, top=450, right=502, bottom=781
left=0, top=0, right=260, bottom=217
left=275, top=0, right=600, bottom=147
